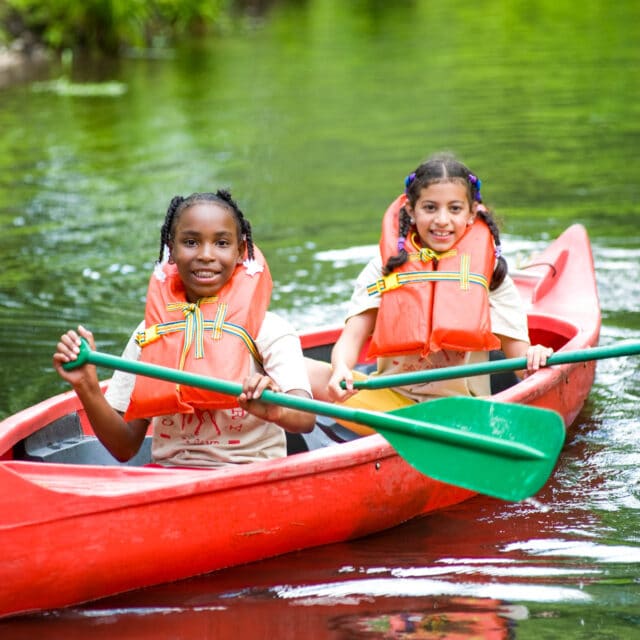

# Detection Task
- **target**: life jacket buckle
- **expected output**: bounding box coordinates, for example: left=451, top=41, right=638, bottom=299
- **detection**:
left=378, top=272, right=401, bottom=293
left=136, top=325, right=160, bottom=347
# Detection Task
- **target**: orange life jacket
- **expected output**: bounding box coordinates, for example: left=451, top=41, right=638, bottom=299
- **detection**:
left=367, top=194, right=501, bottom=359
left=124, top=247, right=273, bottom=420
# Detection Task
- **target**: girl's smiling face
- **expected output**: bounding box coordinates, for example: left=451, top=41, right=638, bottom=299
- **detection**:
left=169, top=202, right=244, bottom=302
left=406, top=180, right=477, bottom=252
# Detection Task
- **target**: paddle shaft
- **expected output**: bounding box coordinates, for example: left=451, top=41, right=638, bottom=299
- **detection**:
left=65, top=340, right=544, bottom=461
left=349, top=340, right=640, bottom=390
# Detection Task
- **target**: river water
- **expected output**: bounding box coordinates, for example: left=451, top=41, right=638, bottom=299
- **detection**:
left=1, top=1, right=639, bottom=637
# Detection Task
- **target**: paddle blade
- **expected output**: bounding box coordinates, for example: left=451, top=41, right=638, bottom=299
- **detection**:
left=377, top=397, right=565, bottom=501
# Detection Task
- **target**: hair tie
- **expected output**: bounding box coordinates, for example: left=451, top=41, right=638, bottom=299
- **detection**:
left=468, top=173, right=483, bottom=202
left=397, top=237, right=406, bottom=252
left=404, top=172, right=416, bottom=193
left=494, top=245, right=502, bottom=259
left=153, top=246, right=170, bottom=282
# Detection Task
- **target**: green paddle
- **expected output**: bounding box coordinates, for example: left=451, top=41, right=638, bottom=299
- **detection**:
left=64, top=339, right=565, bottom=502
left=348, top=340, right=640, bottom=390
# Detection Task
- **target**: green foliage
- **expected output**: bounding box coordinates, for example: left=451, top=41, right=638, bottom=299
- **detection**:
left=1, top=0, right=229, bottom=55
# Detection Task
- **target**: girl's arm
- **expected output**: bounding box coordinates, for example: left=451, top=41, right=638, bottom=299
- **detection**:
left=53, top=326, right=149, bottom=461
left=499, top=335, right=554, bottom=378
left=305, top=309, right=379, bottom=403
left=326, top=308, right=378, bottom=401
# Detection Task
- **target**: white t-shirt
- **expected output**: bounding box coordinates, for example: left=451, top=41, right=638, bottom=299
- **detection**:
left=104, top=311, right=311, bottom=468
left=347, top=256, right=530, bottom=401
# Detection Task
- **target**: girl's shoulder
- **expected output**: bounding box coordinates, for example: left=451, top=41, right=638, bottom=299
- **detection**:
left=488, top=274, right=524, bottom=310
left=256, top=311, right=298, bottom=342
left=489, top=273, right=518, bottom=297
left=355, top=253, right=383, bottom=282
left=120, top=320, right=146, bottom=359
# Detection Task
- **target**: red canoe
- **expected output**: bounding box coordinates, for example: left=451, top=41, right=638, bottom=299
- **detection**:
left=0, top=224, right=600, bottom=618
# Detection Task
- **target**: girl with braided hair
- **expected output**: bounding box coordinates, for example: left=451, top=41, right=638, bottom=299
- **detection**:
left=308, top=153, right=553, bottom=427
left=54, top=190, right=314, bottom=467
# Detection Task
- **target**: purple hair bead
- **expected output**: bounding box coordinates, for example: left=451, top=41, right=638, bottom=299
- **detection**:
left=468, top=173, right=483, bottom=202
left=404, top=172, right=416, bottom=193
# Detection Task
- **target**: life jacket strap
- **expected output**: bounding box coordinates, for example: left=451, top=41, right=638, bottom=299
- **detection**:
left=135, top=297, right=262, bottom=368
left=367, top=263, right=489, bottom=297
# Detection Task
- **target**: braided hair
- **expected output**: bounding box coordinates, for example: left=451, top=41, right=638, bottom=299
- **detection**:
left=383, top=153, right=507, bottom=290
left=158, top=189, right=254, bottom=264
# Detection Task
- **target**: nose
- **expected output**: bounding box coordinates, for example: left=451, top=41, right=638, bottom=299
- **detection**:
left=434, top=207, right=449, bottom=224
left=199, top=242, right=216, bottom=261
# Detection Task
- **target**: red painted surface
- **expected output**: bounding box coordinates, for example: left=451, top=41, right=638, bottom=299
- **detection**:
left=0, top=225, right=600, bottom=618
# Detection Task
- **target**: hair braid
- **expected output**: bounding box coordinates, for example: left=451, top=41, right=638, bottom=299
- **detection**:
left=475, top=208, right=507, bottom=290
left=214, top=189, right=255, bottom=260
left=382, top=206, right=413, bottom=276
left=158, top=195, right=184, bottom=262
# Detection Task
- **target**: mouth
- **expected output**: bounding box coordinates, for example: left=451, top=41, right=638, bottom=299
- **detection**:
left=192, top=270, right=220, bottom=280
left=429, top=230, right=453, bottom=238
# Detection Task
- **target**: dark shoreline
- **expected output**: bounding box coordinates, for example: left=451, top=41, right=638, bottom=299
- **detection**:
left=0, top=47, right=52, bottom=88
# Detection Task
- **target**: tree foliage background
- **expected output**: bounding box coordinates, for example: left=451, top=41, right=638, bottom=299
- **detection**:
left=0, top=0, right=231, bottom=55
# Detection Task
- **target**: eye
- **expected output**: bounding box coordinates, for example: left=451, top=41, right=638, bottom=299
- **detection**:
left=183, top=238, right=198, bottom=247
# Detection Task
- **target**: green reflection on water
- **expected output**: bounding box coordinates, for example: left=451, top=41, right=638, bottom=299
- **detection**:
left=1, top=0, right=639, bottom=411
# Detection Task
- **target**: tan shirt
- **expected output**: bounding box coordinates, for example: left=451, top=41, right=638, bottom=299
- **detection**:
left=105, top=312, right=311, bottom=468
left=347, top=256, right=530, bottom=401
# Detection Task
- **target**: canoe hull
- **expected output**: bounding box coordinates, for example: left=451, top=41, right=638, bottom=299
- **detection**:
left=0, top=224, right=600, bottom=617
left=1, top=441, right=473, bottom=616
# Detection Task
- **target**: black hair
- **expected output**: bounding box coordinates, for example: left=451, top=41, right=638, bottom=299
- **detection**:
left=158, top=189, right=254, bottom=263
left=383, top=152, right=507, bottom=290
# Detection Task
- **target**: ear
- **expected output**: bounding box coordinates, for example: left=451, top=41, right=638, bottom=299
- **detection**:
left=404, top=203, right=415, bottom=224
left=167, top=243, right=176, bottom=263
left=236, top=237, right=247, bottom=264
left=467, top=202, right=478, bottom=226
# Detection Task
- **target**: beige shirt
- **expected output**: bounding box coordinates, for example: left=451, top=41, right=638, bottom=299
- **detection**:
left=347, top=256, right=530, bottom=401
left=105, top=312, right=311, bottom=468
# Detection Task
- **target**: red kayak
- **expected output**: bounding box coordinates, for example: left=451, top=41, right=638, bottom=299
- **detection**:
left=0, top=224, right=600, bottom=618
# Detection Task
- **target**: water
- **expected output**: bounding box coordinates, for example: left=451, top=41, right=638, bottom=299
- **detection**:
left=1, top=0, right=640, bottom=636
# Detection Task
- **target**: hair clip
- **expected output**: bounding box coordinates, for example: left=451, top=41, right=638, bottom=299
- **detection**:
left=153, top=245, right=171, bottom=281
left=397, top=237, right=406, bottom=252
left=468, top=173, right=483, bottom=202
left=494, top=245, right=502, bottom=259
left=404, top=172, right=416, bottom=193
left=243, top=258, right=264, bottom=277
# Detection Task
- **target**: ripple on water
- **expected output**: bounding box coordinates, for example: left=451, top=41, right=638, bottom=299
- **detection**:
left=503, top=538, right=640, bottom=563
left=272, top=576, right=592, bottom=604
